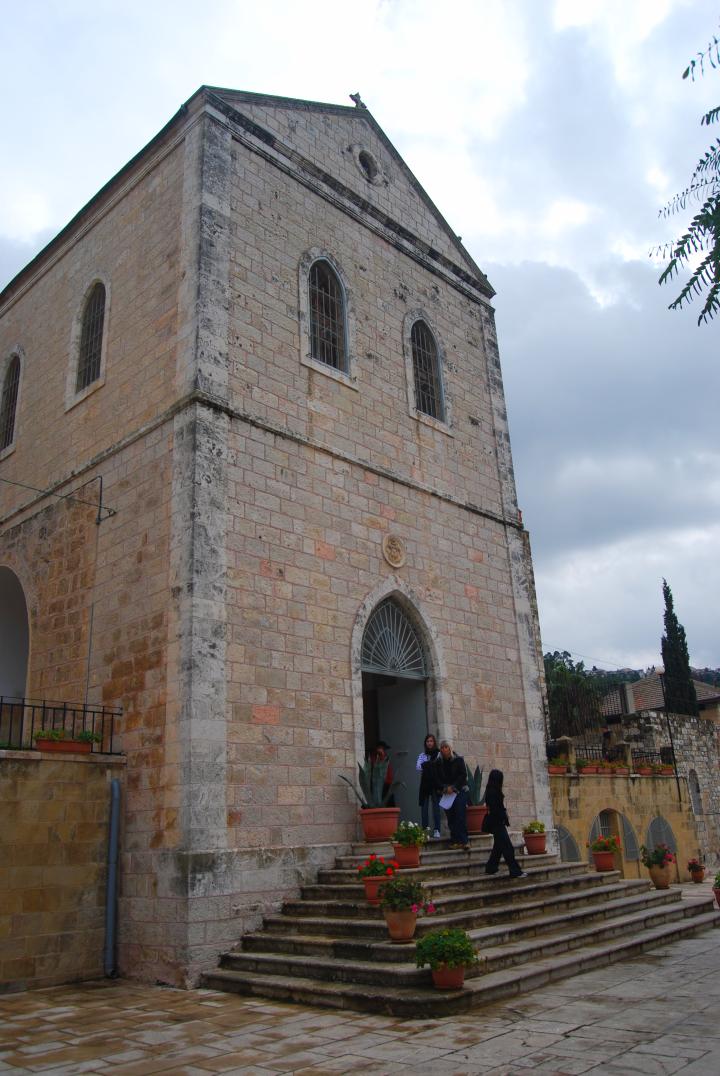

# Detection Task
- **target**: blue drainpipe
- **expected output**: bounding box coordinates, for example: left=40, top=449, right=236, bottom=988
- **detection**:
left=104, top=778, right=120, bottom=977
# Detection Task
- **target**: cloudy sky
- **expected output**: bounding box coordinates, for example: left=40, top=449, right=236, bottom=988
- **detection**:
left=2, top=0, right=718, bottom=671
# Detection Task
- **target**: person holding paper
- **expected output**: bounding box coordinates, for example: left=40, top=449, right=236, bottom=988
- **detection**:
left=431, top=740, right=469, bottom=850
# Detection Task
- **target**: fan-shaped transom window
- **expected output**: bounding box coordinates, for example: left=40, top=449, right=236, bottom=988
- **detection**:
left=309, top=260, right=346, bottom=371
left=410, top=319, right=444, bottom=421
left=646, top=815, right=677, bottom=853
left=0, top=354, right=20, bottom=451
left=76, top=282, right=106, bottom=392
left=361, top=600, right=426, bottom=679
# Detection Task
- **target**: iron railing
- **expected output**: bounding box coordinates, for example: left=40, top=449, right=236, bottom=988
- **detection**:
left=0, top=697, right=121, bottom=754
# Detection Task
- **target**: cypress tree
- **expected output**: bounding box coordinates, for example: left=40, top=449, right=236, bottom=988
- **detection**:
left=661, top=579, right=698, bottom=716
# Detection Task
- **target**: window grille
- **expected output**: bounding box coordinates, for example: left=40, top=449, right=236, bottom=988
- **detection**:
left=688, top=769, right=703, bottom=815
left=557, top=825, right=581, bottom=863
left=647, top=815, right=677, bottom=853
left=0, top=354, right=20, bottom=450
left=309, top=261, right=346, bottom=371
left=361, top=600, right=426, bottom=679
left=410, top=320, right=444, bottom=421
left=76, top=283, right=106, bottom=391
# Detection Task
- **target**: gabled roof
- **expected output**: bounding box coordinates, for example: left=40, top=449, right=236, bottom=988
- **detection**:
left=627, top=670, right=720, bottom=712
left=201, top=86, right=493, bottom=295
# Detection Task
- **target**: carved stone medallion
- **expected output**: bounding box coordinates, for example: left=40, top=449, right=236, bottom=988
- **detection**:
left=382, top=534, right=406, bottom=568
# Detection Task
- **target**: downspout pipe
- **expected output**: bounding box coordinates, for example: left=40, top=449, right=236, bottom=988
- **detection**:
left=104, top=778, right=120, bottom=978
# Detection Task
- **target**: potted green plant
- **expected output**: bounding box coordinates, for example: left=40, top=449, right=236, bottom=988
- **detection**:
left=588, top=834, right=621, bottom=872
left=378, top=876, right=436, bottom=943
left=547, top=756, right=569, bottom=775
left=390, top=821, right=427, bottom=868
left=339, top=758, right=402, bottom=842
left=576, top=757, right=597, bottom=774
left=640, top=843, right=675, bottom=889
left=356, top=854, right=398, bottom=905
left=633, top=762, right=652, bottom=776
left=415, top=926, right=478, bottom=989
left=464, top=763, right=486, bottom=833
left=687, top=857, right=705, bottom=883
left=713, top=870, right=720, bottom=910
left=522, top=820, right=546, bottom=855
left=33, top=728, right=102, bottom=754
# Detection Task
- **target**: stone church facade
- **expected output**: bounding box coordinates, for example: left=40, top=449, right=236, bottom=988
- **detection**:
left=0, top=88, right=550, bottom=986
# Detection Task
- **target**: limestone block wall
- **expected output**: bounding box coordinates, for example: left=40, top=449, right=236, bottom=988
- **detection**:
left=621, top=711, right=720, bottom=867
left=549, top=773, right=702, bottom=881
left=0, top=753, right=125, bottom=991
left=0, top=140, right=185, bottom=522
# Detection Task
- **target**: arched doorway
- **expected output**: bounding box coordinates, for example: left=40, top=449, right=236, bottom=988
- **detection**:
left=361, top=598, right=430, bottom=822
left=0, top=566, right=29, bottom=698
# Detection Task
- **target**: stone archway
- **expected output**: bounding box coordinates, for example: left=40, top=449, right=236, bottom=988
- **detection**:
left=351, top=581, right=447, bottom=823
left=0, top=565, right=29, bottom=698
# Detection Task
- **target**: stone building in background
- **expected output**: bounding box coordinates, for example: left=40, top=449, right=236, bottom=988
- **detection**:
left=0, top=88, right=550, bottom=987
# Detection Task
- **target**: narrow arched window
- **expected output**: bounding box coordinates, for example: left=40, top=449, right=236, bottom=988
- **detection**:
left=0, top=354, right=20, bottom=451
left=309, top=260, right=346, bottom=371
left=410, top=320, right=444, bottom=421
left=76, top=282, right=106, bottom=392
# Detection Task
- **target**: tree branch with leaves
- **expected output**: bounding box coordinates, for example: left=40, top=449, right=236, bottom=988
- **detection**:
left=654, top=31, right=720, bottom=324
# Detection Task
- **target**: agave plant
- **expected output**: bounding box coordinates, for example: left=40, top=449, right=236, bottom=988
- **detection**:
left=465, top=762, right=484, bottom=806
left=339, top=758, right=403, bottom=808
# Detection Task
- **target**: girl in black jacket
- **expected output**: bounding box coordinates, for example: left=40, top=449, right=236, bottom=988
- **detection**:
left=483, top=769, right=526, bottom=878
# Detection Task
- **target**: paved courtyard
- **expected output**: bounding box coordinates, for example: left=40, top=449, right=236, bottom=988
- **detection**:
left=1, top=883, right=718, bottom=1076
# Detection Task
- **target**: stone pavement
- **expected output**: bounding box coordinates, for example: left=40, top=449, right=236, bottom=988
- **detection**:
left=1, top=882, right=718, bottom=1076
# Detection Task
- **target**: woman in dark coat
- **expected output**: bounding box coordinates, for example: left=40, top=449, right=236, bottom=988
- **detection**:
left=483, top=769, right=526, bottom=878
left=416, top=734, right=441, bottom=837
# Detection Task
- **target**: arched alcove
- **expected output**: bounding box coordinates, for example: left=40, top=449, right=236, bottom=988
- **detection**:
left=0, top=566, right=29, bottom=698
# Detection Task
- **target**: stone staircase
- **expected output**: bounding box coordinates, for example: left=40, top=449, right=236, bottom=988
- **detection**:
left=202, top=834, right=719, bottom=1016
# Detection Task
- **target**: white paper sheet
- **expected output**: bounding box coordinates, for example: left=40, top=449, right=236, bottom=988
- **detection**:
left=439, top=792, right=456, bottom=809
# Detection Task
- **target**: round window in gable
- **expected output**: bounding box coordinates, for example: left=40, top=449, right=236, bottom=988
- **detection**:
left=358, top=150, right=379, bottom=182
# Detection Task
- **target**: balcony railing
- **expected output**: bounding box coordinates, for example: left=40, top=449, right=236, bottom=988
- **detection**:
left=0, top=697, right=121, bottom=754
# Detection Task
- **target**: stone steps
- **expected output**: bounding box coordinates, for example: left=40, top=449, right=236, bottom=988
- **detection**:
left=203, top=908, right=719, bottom=1017
left=201, top=840, right=720, bottom=1016
left=222, top=892, right=706, bottom=988
left=295, top=867, right=641, bottom=915
left=312, top=858, right=582, bottom=894
left=243, top=885, right=681, bottom=963
left=263, top=872, right=656, bottom=939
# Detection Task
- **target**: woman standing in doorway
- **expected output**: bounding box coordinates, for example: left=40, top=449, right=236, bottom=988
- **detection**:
left=483, top=769, right=526, bottom=879
left=416, top=734, right=441, bottom=838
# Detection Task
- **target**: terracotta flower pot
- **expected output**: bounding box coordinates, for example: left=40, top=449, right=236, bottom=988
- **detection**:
left=392, top=844, right=421, bottom=869
left=360, top=807, right=400, bottom=843
left=431, top=964, right=465, bottom=989
left=466, top=805, right=488, bottom=834
left=363, top=877, right=384, bottom=905
left=612, top=767, right=629, bottom=776
left=35, top=738, right=92, bottom=754
left=578, top=765, right=597, bottom=774
left=383, top=908, right=417, bottom=943
left=690, top=869, right=705, bottom=884
left=634, top=767, right=652, bottom=776
left=547, top=764, right=567, bottom=775
left=592, top=850, right=615, bottom=872
left=648, top=863, right=672, bottom=890
left=523, top=832, right=546, bottom=855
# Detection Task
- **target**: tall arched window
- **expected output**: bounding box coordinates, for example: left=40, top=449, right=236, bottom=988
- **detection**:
left=0, top=354, right=20, bottom=451
left=410, top=319, right=444, bottom=421
left=76, top=282, right=106, bottom=391
left=309, top=260, right=346, bottom=371
left=646, top=815, right=677, bottom=854
left=688, top=769, right=703, bottom=814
